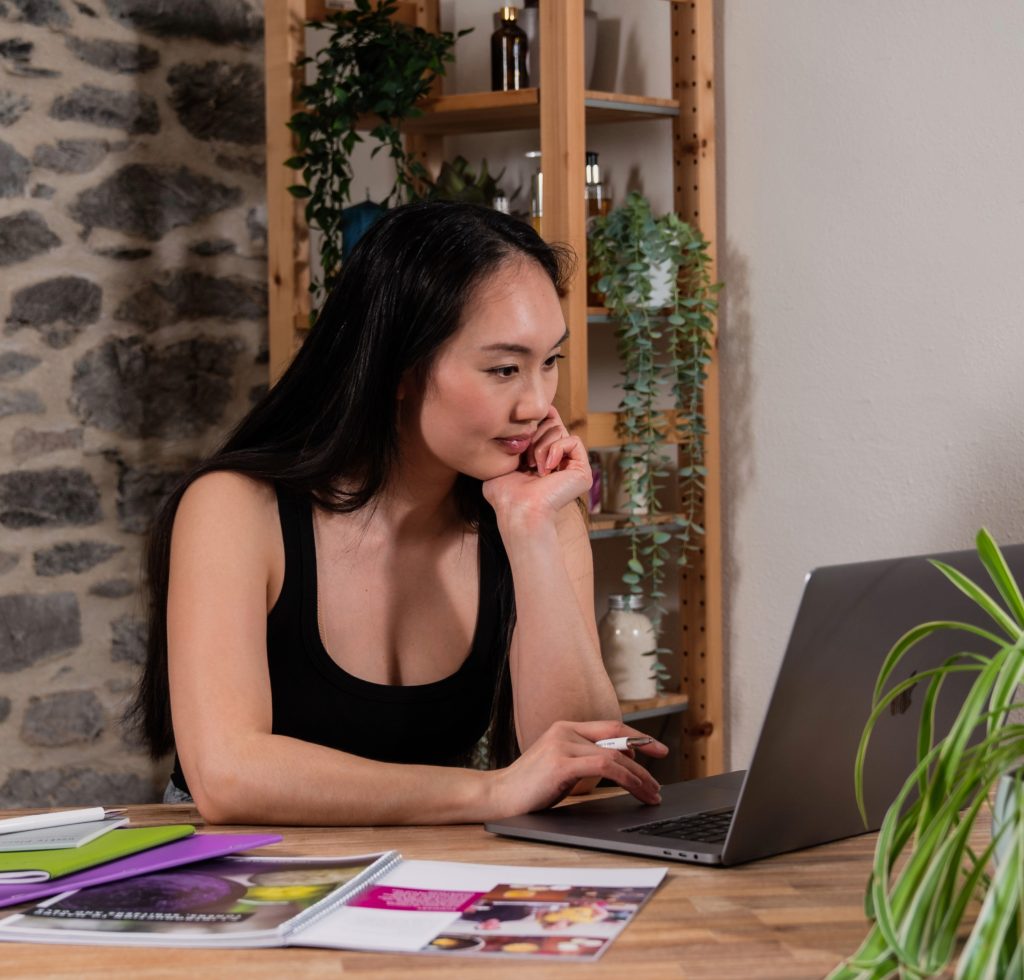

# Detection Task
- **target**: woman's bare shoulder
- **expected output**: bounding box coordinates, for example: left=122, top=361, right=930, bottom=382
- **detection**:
left=174, top=471, right=279, bottom=544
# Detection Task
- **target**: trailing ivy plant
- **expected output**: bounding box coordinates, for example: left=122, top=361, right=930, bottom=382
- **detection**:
left=285, top=0, right=467, bottom=314
left=829, top=529, right=1024, bottom=980
left=588, top=191, right=719, bottom=687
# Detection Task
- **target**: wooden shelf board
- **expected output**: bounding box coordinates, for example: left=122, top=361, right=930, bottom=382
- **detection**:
left=587, top=410, right=685, bottom=447
left=356, top=89, right=679, bottom=137
left=620, top=692, right=688, bottom=723
left=589, top=513, right=687, bottom=539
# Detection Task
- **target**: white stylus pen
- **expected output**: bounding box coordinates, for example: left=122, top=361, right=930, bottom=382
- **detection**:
left=0, top=806, right=126, bottom=836
left=595, top=736, right=654, bottom=750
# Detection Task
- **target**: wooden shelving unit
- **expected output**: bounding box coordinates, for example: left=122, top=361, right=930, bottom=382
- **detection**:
left=264, top=0, right=722, bottom=780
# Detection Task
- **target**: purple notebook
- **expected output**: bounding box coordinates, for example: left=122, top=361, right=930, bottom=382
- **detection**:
left=0, top=833, right=281, bottom=909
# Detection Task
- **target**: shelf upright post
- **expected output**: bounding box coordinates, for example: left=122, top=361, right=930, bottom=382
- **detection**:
left=539, top=0, right=588, bottom=444
left=671, top=0, right=723, bottom=778
left=405, top=0, right=443, bottom=195
left=265, top=0, right=312, bottom=384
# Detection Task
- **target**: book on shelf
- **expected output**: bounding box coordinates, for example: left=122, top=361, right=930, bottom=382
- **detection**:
left=0, top=833, right=282, bottom=910
left=0, top=816, right=128, bottom=853
left=0, top=826, right=195, bottom=884
left=0, top=851, right=667, bottom=961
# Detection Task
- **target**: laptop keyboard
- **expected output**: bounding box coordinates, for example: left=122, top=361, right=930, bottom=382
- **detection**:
left=622, top=807, right=735, bottom=844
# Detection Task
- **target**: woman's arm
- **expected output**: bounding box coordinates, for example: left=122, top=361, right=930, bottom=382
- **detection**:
left=167, top=472, right=662, bottom=825
left=482, top=409, right=622, bottom=752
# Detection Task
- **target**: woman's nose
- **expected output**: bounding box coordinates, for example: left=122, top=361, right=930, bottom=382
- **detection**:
left=515, top=373, right=551, bottom=422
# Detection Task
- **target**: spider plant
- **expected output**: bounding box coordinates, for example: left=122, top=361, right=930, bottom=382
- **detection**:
left=829, top=528, right=1024, bottom=979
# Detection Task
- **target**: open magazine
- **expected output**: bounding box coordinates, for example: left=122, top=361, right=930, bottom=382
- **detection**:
left=0, top=851, right=666, bottom=961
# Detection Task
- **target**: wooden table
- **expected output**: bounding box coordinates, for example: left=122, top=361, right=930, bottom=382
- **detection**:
left=0, top=802, right=897, bottom=979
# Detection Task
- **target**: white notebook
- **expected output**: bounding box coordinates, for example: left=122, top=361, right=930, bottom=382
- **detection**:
left=0, top=817, right=128, bottom=852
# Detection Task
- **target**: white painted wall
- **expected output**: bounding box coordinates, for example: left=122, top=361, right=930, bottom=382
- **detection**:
left=718, top=1, right=1024, bottom=767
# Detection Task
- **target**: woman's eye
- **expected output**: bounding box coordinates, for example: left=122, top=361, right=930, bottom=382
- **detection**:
left=544, top=353, right=566, bottom=369
left=488, top=365, right=518, bottom=378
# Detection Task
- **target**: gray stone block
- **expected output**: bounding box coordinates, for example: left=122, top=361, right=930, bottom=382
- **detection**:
left=103, top=0, right=262, bottom=45
left=1, top=0, right=70, bottom=28
left=70, top=164, right=240, bottom=240
left=0, top=592, right=80, bottom=671
left=0, top=139, right=30, bottom=197
left=0, top=765, right=156, bottom=807
left=0, top=468, right=102, bottom=529
left=11, top=427, right=84, bottom=461
left=188, top=238, right=235, bottom=257
left=114, top=270, right=265, bottom=328
left=0, top=553, right=18, bottom=576
left=111, top=612, right=145, bottom=664
left=33, top=138, right=109, bottom=174
left=0, top=352, right=41, bottom=380
left=33, top=540, right=122, bottom=576
left=65, top=36, right=159, bottom=74
left=0, top=211, right=60, bottom=266
left=0, top=389, right=44, bottom=419
left=89, top=577, right=134, bottom=598
left=71, top=335, right=242, bottom=439
left=21, top=689, right=105, bottom=746
left=50, top=84, right=158, bottom=135
left=6, top=275, right=102, bottom=348
left=0, top=90, right=31, bottom=127
left=168, top=60, right=263, bottom=145
left=94, top=246, right=151, bottom=261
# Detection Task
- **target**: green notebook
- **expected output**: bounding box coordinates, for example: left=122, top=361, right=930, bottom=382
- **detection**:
left=0, top=825, right=195, bottom=883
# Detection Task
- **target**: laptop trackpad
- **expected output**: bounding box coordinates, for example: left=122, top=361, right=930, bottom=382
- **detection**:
left=492, top=770, right=746, bottom=835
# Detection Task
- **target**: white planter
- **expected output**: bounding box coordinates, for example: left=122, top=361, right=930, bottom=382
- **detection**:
left=624, top=258, right=675, bottom=310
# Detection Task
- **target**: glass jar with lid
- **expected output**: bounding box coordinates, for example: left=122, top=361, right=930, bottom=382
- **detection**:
left=598, top=594, right=657, bottom=701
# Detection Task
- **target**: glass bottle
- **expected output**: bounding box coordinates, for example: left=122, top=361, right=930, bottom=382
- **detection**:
left=526, top=149, right=542, bottom=236
left=585, top=151, right=610, bottom=218
left=598, top=595, right=658, bottom=701
left=491, top=6, right=529, bottom=92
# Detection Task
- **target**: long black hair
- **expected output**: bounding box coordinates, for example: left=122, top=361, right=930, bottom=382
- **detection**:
left=126, top=201, right=574, bottom=770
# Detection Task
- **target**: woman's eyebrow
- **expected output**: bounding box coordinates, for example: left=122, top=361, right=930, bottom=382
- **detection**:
left=480, top=329, right=569, bottom=355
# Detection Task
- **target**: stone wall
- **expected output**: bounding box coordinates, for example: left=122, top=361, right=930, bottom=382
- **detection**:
left=0, top=0, right=268, bottom=805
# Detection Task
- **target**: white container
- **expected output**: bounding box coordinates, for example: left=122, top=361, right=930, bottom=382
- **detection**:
left=599, top=594, right=657, bottom=701
left=624, top=257, right=676, bottom=310
left=607, top=454, right=649, bottom=516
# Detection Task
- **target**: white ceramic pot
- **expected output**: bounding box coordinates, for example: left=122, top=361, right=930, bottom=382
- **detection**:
left=624, top=257, right=675, bottom=310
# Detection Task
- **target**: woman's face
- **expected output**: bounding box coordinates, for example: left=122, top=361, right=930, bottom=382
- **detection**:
left=400, top=258, right=567, bottom=483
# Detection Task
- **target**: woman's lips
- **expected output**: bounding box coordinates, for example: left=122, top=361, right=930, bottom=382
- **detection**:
left=495, top=436, right=532, bottom=455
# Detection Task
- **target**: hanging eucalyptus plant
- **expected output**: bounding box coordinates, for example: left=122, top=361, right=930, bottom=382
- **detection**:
left=588, top=191, right=720, bottom=684
left=285, top=0, right=467, bottom=313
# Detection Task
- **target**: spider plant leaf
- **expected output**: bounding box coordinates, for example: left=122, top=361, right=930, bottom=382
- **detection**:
left=975, top=527, right=1024, bottom=629
left=929, top=559, right=1020, bottom=639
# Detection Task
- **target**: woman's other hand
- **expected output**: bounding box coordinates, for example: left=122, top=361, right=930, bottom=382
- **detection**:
left=482, top=407, right=591, bottom=525
left=488, top=720, right=669, bottom=817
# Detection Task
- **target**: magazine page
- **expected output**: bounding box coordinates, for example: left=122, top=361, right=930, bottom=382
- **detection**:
left=295, top=860, right=667, bottom=961
left=0, top=852, right=394, bottom=948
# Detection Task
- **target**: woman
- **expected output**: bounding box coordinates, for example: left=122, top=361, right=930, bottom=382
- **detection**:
left=129, top=202, right=666, bottom=824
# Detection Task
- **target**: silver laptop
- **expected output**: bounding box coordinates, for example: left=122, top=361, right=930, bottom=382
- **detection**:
left=487, top=543, right=1023, bottom=865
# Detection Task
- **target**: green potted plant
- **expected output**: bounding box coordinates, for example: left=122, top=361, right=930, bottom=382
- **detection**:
left=588, top=191, right=720, bottom=688
left=285, top=0, right=468, bottom=312
left=427, top=155, right=507, bottom=207
left=829, top=529, right=1024, bottom=979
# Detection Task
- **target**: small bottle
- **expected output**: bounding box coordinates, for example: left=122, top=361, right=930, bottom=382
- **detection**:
left=491, top=6, right=529, bottom=92
left=526, top=149, right=542, bottom=236
left=598, top=594, right=658, bottom=701
left=588, top=451, right=602, bottom=514
left=585, top=151, right=610, bottom=218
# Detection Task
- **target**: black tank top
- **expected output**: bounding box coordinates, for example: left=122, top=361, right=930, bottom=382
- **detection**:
left=171, top=486, right=510, bottom=794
